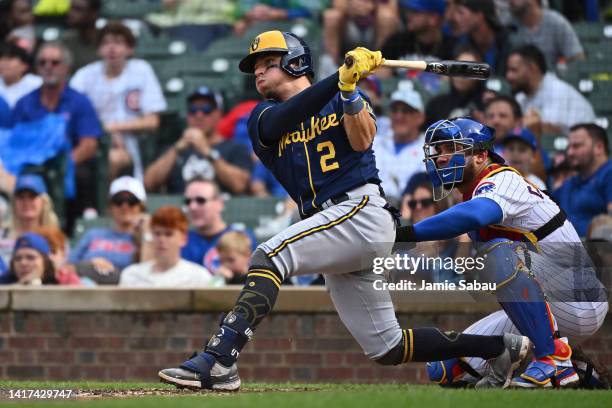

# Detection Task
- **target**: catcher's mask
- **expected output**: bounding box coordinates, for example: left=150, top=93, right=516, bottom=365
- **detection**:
left=239, top=30, right=313, bottom=79
left=424, top=117, right=503, bottom=201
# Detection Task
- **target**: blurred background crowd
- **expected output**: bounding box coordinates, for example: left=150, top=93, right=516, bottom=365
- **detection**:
left=0, top=0, right=611, bottom=288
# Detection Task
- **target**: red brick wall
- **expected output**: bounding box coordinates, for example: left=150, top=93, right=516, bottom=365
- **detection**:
left=0, top=311, right=610, bottom=383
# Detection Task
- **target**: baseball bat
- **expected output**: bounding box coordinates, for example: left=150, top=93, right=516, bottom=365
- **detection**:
left=344, top=56, right=491, bottom=80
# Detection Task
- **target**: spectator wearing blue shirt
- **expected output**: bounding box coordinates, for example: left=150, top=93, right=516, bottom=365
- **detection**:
left=181, top=177, right=256, bottom=275
left=0, top=95, right=10, bottom=128
left=553, top=123, right=612, bottom=237
left=69, top=176, right=149, bottom=281
left=10, top=42, right=102, bottom=232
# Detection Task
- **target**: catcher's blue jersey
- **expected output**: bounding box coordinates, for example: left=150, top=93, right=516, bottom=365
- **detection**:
left=248, top=90, right=381, bottom=217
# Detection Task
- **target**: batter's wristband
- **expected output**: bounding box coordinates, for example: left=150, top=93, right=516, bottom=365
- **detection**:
left=395, top=225, right=416, bottom=242
left=342, top=95, right=364, bottom=115
left=340, top=91, right=360, bottom=103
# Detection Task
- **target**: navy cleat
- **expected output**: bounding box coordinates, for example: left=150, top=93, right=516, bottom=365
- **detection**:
left=158, top=351, right=241, bottom=391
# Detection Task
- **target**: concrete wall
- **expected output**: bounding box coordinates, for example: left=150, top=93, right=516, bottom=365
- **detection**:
left=0, top=288, right=609, bottom=383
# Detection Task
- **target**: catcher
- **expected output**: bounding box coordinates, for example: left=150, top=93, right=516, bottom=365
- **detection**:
left=158, top=31, right=531, bottom=391
left=395, top=117, right=608, bottom=388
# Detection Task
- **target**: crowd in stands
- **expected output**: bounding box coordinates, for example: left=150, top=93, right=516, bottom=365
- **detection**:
left=0, top=0, right=611, bottom=287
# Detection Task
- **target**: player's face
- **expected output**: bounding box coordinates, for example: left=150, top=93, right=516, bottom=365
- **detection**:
left=253, top=54, right=285, bottom=99
left=152, top=226, right=186, bottom=259
left=184, top=182, right=223, bottom=229
left=485, top=101, right=518, bottom=139
left=432, top=141, right=475, bottom=185
left=99, top=34, right=133, bottom=65
left=13, top=248, right=44, bottom=283
left=506, top=54, right=531, bottom=94
left=567, top=128, right=596, bottom=171
left=503, top=140, right=533, bottom=174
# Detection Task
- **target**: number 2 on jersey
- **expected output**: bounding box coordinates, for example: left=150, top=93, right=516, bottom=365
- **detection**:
left=317, top=141, right=340, bottom=172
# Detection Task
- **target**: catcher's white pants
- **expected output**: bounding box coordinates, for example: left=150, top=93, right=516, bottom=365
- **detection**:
left=257, top=184, right=402, bottom=359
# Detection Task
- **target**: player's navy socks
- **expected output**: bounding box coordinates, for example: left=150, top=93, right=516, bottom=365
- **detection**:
left=409, top=328, right=505, bottom=362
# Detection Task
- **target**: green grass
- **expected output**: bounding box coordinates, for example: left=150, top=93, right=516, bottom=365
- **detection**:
left=0, top=381, right=609, bottom=408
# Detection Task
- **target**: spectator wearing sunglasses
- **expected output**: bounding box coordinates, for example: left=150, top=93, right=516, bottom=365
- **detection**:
left=69, top=176, right=149, bottom=281
left=399, top=173, right=468, bottom=283
left=10, top=42, right=103, bottom=233
left=145, top=86, right=253, bottom=195
left=181, top=177, right=256, bottom=276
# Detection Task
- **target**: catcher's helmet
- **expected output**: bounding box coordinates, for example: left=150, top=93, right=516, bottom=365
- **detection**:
left=239, top=30, right=313, bottom=78
left=423, top=117, right=504, bottom=200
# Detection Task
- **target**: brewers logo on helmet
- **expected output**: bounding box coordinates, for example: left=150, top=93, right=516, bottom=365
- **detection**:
left=239, top=30, right=314, bottom=78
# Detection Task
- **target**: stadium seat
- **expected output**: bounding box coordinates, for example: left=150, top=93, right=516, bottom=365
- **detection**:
left=147, top=194, right=183, bottom=213
left=102, top=0, right=162, bottom=19
left=573, top=22, right=607, bottom=43
left=222, top=196, right=285, bottom=230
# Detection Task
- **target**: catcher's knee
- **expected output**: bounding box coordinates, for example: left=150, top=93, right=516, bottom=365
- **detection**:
left=249, top=247, right=284, bottom=282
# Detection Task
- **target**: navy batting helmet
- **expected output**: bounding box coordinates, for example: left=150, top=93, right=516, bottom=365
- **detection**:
left=239, top=30, right=313, bottom=78
left=423, top=117, right=504, bottom=200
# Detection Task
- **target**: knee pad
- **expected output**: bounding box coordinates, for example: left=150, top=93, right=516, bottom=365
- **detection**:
left=249, top=247, right=284, bottom=282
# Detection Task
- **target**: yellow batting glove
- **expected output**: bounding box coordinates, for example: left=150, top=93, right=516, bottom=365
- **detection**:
left=338, top=47, right=383, bottom=92
left=351, top=47, right=383, bottom=74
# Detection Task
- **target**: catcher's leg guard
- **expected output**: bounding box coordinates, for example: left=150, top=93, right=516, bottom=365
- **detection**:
left=479, top=239, right=555, bottom=359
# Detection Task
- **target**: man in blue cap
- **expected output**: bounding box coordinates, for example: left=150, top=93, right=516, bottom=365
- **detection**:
left=501, top=127, right=546, bottom=190
left=381, top=0, right=455, bottom=76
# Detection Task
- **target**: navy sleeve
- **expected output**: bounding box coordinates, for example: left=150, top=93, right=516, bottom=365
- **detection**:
left=413, top=197, right=504, bottom=241
left=253, top=72, right=340, bottom=146
left=73, top=92, right=103, bottom=140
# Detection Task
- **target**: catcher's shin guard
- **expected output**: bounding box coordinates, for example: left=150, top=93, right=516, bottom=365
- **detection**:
left=479, top=239, right=555, bottom=358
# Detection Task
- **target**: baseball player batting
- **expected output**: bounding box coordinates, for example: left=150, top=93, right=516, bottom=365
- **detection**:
left=158, top=31, right=531, bottom=391
left=395, top=118, right=608, bottom=388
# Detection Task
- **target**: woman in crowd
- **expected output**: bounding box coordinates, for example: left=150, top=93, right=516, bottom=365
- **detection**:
left=7, top=232, right=56, bottom=285
left=69, top=176, right=150, bottom=283
left=0, top=174, right=60, bottom=269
